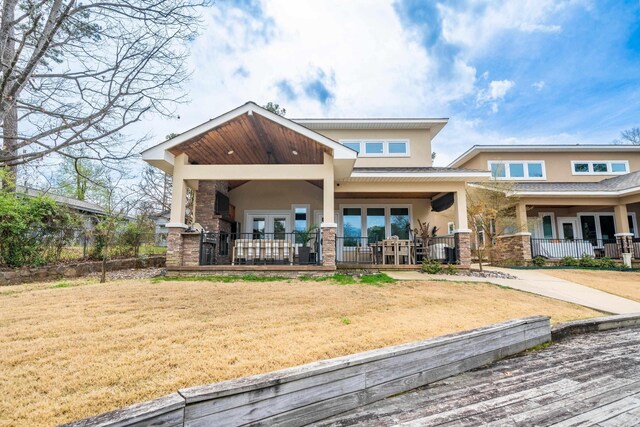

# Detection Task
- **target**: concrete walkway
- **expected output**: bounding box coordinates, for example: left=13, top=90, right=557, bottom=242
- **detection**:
left=383, top=266, right=640, bottom=315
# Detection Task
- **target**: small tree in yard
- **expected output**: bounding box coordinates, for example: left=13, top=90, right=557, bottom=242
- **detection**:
left=92, top=173, right=137, bottom=283
left=467, top=182, right=521, bottom=271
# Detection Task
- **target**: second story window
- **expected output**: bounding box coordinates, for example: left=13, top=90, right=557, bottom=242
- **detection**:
left=340, top=140, right=409, bottom=157
left=571, top=160, right=629, bottom=175
left=488, top=161, right=546, bottom=180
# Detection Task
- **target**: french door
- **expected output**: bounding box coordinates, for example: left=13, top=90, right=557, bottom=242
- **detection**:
left=246, top=213, right=290, bottom=239
left=557, top=217, right=580, bottom=240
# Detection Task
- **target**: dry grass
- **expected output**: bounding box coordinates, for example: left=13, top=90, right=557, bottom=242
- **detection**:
left=540, top=269, right=640, bottom=302
left=0, top=276, right=600, bottom=427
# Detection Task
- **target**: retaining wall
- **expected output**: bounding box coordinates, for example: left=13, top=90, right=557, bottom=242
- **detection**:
left=0, top=255, right=165, bottom=286
left=63, top=316, right=550, bottom=427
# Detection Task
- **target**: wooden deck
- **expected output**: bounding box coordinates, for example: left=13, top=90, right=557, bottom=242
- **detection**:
left=313, top=327, right=640, bottom=426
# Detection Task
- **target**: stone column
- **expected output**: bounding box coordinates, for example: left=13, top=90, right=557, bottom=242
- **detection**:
left=492, top=233, right=532, bottom=265
left=321, top=224, right=337, bottom=268
left=454, top=231, right=472, bottom=268
left=615, top=233, right=634, bottom=255
left=166, top=227, right=184, bottom=268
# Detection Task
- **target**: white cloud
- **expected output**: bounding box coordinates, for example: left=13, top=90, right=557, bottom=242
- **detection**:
left=476, top=80, right=515, bottom=112
left=136, top=0, right=483, bottom=147
left=532, top=80, right=546, bottom=91
left=437, top=0, right=585, bottom=56
left=130, top=0, right=589, bottom=168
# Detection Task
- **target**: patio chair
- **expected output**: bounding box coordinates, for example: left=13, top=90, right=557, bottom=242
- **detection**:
left=396, top=240, right=413, bottom=264
left=382, top=240, right=397, bottom=265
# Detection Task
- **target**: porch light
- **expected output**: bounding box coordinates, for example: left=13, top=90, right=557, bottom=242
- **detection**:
left=227, top=150, right=234, bottom=155
left=292, top=150, right=298, bottom=155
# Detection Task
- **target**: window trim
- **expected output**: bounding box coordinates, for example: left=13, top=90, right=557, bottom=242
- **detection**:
left=487, top=160, right=547, bottom=180
left=291, top=204, right=310, bottom=230
left=447, top=222, right=455, bottom=235
left=537, top=212, right=557, bottom=239
left=576, top=212, right=618, bottom=242
left=338, top=203, right=413, bottom=239
left=340, top=139, right=410, bottom=158
left=571, top=160, right=629, bottom=176
left=628, top=212, right=638, bottom=238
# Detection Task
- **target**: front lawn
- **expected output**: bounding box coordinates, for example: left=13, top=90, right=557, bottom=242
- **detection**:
left=538, top=269, right=640, bottom=302
left=0, top=275, right=600, bottom=426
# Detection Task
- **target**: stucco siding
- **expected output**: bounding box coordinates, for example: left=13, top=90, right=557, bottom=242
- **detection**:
left=314, top=128, right=433, bottom=168
left=459, top=151, right=640, bottom=182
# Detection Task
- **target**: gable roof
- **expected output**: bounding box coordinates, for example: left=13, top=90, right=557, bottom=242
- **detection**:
left=141, top=102, right=357, bottom=174
left=448, top=144, right=640, bottom=168
left=17, top=186, right=106, bottom=215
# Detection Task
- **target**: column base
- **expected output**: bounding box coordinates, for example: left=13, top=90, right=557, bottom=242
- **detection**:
left=321, top=225, right=337, bottom=268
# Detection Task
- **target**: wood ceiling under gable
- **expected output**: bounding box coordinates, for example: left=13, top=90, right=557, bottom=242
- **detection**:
left=168, top=113, right=329, bottom=165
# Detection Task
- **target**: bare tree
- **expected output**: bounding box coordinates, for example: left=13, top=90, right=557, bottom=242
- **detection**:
left=136, top=164, right=172, bottom=214
left=616, top=127, right=640, bottom=145
left=0, top=0, right=208, bottom=188
left=467, top=182, right=521, bottom=271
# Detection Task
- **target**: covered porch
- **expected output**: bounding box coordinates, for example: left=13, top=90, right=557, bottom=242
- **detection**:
left=495, top=185, right=640, bottom=263
left=141, top=102, right=482, bottom=271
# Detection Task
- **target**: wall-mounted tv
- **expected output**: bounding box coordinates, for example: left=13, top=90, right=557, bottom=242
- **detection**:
left=214, top=191, right=230, bottom=218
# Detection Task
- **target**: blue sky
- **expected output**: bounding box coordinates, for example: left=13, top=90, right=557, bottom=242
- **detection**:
left=137, top=0, right=640, bottom=165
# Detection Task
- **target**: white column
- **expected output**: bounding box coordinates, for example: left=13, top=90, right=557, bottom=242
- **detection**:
left=168, top=153, right=189, bottom=228
left=614, top=204, right=630, bottom=234
left=515, top=202, right=528, bottom=233
left=321, top=152, right=335, bottom=226
left=454, top=189, right=469, bottom=232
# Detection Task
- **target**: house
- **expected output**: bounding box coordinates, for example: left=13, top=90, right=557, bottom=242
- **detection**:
left=449, top=145, right=640, bottom=262
left=141, top=102, right=490, bottom=271
left=148, top=210, right=170, bottom=246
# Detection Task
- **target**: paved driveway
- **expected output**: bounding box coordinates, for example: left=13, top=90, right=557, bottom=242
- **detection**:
left=384, top=267, right=640, bottom=315
left=313, top=327, right=640, bottom=426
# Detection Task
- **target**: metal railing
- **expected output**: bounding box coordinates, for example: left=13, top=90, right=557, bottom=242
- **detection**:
left=335, top=235, right=457, bottom=265
left=530, top=238, right=622, bottom=259
left=199, top=231, right=322, bottom=266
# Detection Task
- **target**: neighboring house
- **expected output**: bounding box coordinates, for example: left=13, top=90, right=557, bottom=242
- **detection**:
left=16, top=185, right=107, bottom=229
left=141, top=101, right=490, bottom=271
left=449, top=145, right=640, bottom=262
left=149, top=210, right=170, bottom=246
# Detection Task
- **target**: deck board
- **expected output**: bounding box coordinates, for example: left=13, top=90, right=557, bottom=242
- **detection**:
left=312, top=327, right=640, bottom=426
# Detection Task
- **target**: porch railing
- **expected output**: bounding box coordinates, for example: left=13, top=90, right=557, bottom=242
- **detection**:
left=199, top=231, right=321, bottom=266
left=335, top=235, right=457, bottom=265
left=530, top=238, right=640, bottom=260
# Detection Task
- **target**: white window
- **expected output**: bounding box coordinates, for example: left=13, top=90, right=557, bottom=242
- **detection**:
left=488, top=161, right=546, bottom=180
left=340, top=140, right=410, bottom=157
left=447, top=222, right=455, bottom=235
left=338, top=204, right=412, bottom=241
left=571, top=160, right=629, bottom=175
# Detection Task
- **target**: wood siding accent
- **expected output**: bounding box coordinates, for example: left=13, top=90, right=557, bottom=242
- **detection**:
left=168, top=114, right=328, bottom=165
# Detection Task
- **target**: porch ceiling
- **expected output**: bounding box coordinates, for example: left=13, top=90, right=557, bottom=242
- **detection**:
left=168, top=113, right=329, bottom=165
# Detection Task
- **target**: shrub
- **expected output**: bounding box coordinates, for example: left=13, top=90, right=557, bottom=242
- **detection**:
left=595, top=257, right=616, bottom=269
left=443, top=264, right=458, bottom=275
left=559, top=256, right=579, bottom=267
left=0, top=192, right=79, bottom=267
left=578, top=255, right=599, bottom=268
left=531, top=256, right=546, bottom=267
left=560, top=255, right=617, bottom=269
left=421, top=258, right=443, bottom=274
